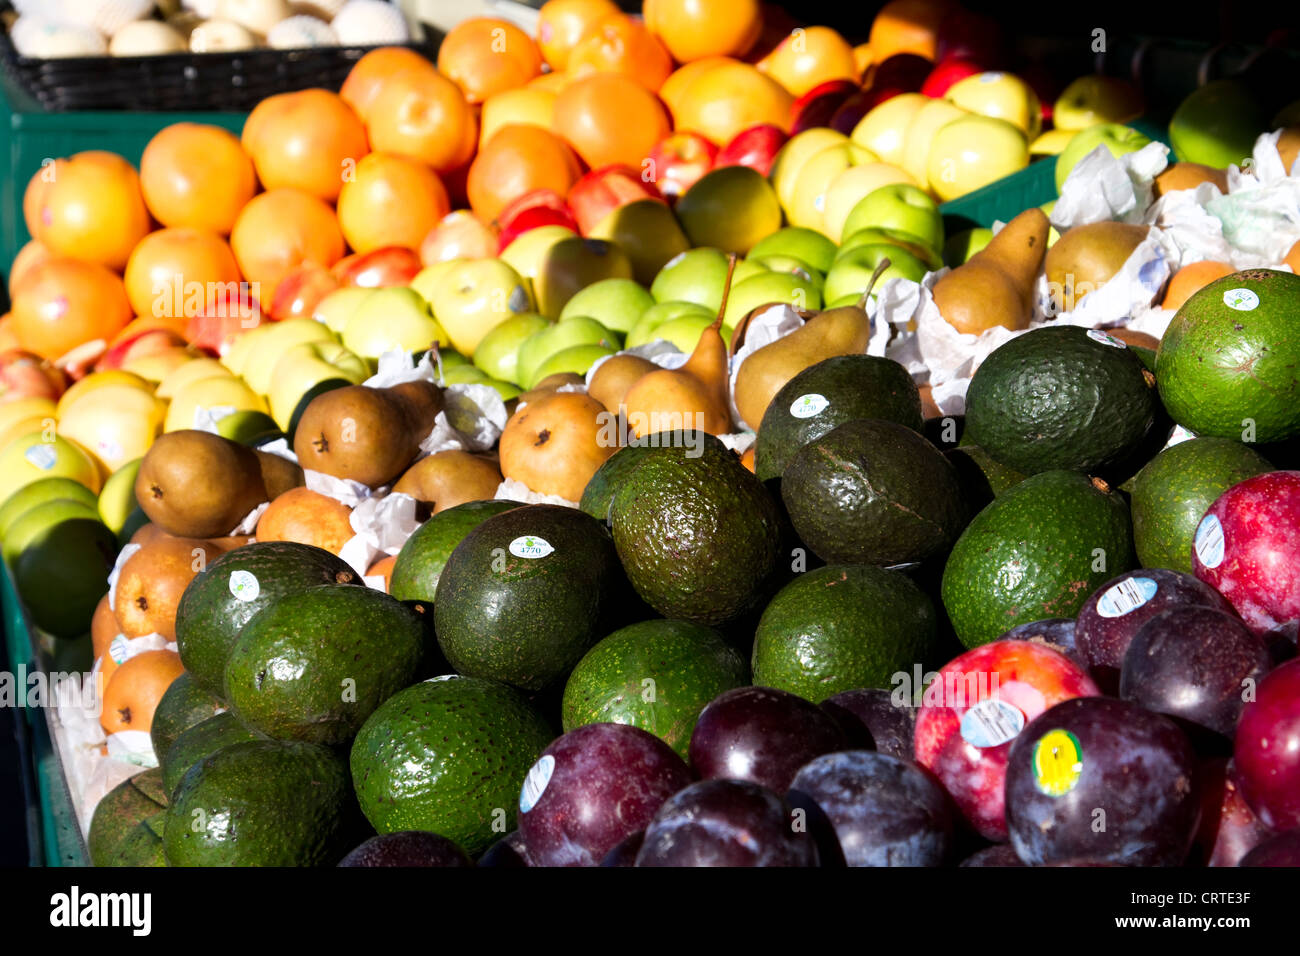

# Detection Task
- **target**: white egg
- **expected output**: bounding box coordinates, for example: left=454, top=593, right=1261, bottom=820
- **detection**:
left=216, top=0, right=292, bottom=36
left=109, top=19, right=188, bottom=54
left=11, top=16, right=109, bottom=58
left=188, top=17, right=257, bottom=51
left=92, top=0, right=157, bottom=36
left=331, top=0, right=409, bottom=46
left=266, top=15, right=337, bottom=48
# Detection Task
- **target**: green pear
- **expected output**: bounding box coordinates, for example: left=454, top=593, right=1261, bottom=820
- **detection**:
left=588, top=198, right=690, bottom=285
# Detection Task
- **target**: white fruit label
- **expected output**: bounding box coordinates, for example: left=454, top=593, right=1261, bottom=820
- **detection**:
left=1223, top=288, right=1259, bottom=311
left=1195, top=514, right=1226, bottom=569
left=509, top=536, right=554, bottom=559
left=1166, top=425, right=1196, bottom=448
left=960, top=699, right=1025, bottom=748
left=980, top=72, right=1003, bottom=83
left=790, top=393, right=830, bottom=419
left=108, top=634, right=130, bottom=665
left=507, top=285, right=530, bottom=313
left=519, top=754, right=555, bottom=814
left=1087, top=329, right=1127, bottom=349
left=24, top=444, right=56, bottom=470
left=97, top=439, right=123, bottom=463
left=228, top=570, right=260, bottom=603
left=1096, top=576, right=1158, bottom=618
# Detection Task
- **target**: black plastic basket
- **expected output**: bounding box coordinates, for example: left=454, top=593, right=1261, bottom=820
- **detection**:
left=0, top=12, right=442, bottom=113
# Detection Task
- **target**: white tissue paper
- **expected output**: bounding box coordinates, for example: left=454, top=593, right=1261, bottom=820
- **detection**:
left=191, top=404, right=239, bottom=433
left=495, top=477, right=580, bottom=509
left=1033, top=226, right=1178, bottom=328
left=304, top=468, right=376, bottom=508
left=420, top=384, right=510, bottom=455
left=105, top=542, right=141, bottom=613
left=338, top=491, right=421, bottom=581
left=1052, top=141, right=1171, bottom=230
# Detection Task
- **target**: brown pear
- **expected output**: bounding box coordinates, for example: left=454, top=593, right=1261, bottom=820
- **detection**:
left=587, top=354, right=660, bottom=415
left=932, top=207, right=1050, bottom=335
left=255, top=449, right=304, bottom=499
left=292, top=380, right=443, bottom=487
left=1044, top=221, right=1149, bottom=314
left=498, top=391, right=614, bottom=501
left=392, top=450, right=504, bottom=514
left=135, top=430, right=269, bottom=538
left=114, top=535, right=226, bottom=640
left=256, top=487, right=355, bottom=555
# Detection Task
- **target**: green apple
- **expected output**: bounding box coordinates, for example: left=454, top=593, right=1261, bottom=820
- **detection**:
left=653, top=314, right=733, bottom=352
left=587, top=199, right=690, bottom=285
left=101, top=464, right=145, bottom=538
left=530, top=344, right=617, bottom=386
left=838, top=227, right=943, bottom=271
left=748, top=227, right=838, bottom=273
left=268, top=340, right=369, bottom=431
left=535, top=238, right=634, bottom=318
left=342, top=287, right=450, bottom=360
left=788, top=141, right=878, bottom=232
left=821, top=163, right=918, bottom=242
left=942, top=227, right=994, bottom=268
left=748, top=255, right=822, bottom=291
left=312, top=286, right=373, bottom=334
left=0, top=476, right=98, bottom=540
left=675, top=166, right=783, bottom=255
left=945, top=71, right=1042, bottom=139
left=215, top=411, right=282, bottom=445
left=517, top=316, right=621, bottom=389
left=500, top=225, right=579, bottom=293
left=240, top=317, right=336, bottom=396
left=626, top=301, right=715, bottom=348
left=851, top=92, right=929, bottom=167
left=429, top=257, right=533, bottom=355
left=439, top=364, right=490, bottom=386
left=823, top=243, right=928, bottom=304
left=1169, top=78, right=1269, bottom=170
left=650, top=248, right=728, bottom=310
left=559, top=278, right=654, bottom=335
left=928, top=115, right=1029, bottom=202
left=1054, top=122, right=1154, bottom=190
left=2, top=497, right=102, bottom=566
left=410, top=260, right=461, bottom=305
left=722, top=272, right=822, bottom=328
left=474, top=313, right=552, bottom=384
left=1053, top=75, right=1144, bottom=132
left=841, top=183, right=943, bottom=251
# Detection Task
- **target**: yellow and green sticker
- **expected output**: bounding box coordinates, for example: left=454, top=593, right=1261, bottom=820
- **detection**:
left=1032, top=729, right=1083, bottom=797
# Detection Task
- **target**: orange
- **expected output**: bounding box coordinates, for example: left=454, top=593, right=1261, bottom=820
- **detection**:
left=242, top=89, right=369, bottom=203
left=1283, top=239, right=1300, bottom=273
left=1161, top=260, right=1235, bottom=312
left=643, top=0, right=762, bottom=63
left=8, top=239, right=51, bottom=299
left=22, top=159, right=63, bottom=239
left=139, top=123, right=257, bottom=235
left=11, top=258, right=133, bottom=361
left=468, top=124, right=584, bottom=223
left=340, top=46, right=440, bottom=117
left=536, top=0, right=620, bottom=71
left=480, top=87, right=558, bottom=149
left=868, top=0, right=955, bottom=61
left=363, top=68, right=478, bottom=174
left=438, top=17, right=543, bottom=104
left=758, top=26, right=859, bottom=97
left=123, top=228, right=242, bottom=323
left=30, top=151, right=150, bottom=272
left=567, top=15, right=673, bottom=92
left=671, top=60, right=795, bottom=145
left=659, top=57, right=735, bottom=116
left=0, top=316, right=17, bottom=353
left=337, top=153, right=451, bottom=255
left=528, top=71, right=574, bottom=94
left=553, top=72, right=671, bottom=170
left=230, top=189, right=345, bottom=311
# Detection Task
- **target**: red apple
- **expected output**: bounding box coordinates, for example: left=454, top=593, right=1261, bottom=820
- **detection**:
left=419, top=210, right=499, bottom=266
left=185, top=285, right=263, bottom=357
left=790, top=79, right=860, bottom=134
left=715, top=123, right=789, bottom=177
left=935, top=9, right=1005, bottom=65
left=332, top=246, right=422, bottom=289
left=831, top=55, right=933, bottom=134
left=96, top=323, right=187, bottom=372
left=0, top=349, right=67, bottom=402
left=921, top=56, right=987, bottom=98
left=645, top=131, right=719, bottom=201
left=1235, top=657, right=1300, bottom=831
left=54, top=340, right=106, bottom=382
left=497, top=189, right=578, bottom=252
left=567, top=164, right=662, bottom=236
left=269, top=263, right=340, bottom=321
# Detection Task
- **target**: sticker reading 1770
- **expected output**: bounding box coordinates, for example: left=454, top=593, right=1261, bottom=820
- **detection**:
left=509, top=536, right=555, bottom=559
left=1033, top=729, right=1083, bottom=797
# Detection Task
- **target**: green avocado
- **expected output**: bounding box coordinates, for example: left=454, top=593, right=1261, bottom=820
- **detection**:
left=579, top=430, right=730, bottom=522
left=161, top=711, right=263, bottom=799
left=88, top=768, right=168, bottom=867
left=389, top=499, right=520, bottom=603
left=149, top=672, right=223, bottom=762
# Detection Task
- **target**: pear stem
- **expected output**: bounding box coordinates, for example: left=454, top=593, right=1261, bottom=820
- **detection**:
left=713, top=253, right=738, bottom=332
left=857, top=256, right=892, bottom=311
left=429, top=341, right=444, bottom=384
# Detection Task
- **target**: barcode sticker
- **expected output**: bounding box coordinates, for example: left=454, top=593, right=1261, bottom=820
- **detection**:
left=24, top=444, right=57, bottom=470
left=960, top=699, right=1025, bottom=748
left=1195, top=514, right=1225, bottom=569
left=519, top=754, right=555, bottom=814
left=1096, top=576, right=1158, bottom=618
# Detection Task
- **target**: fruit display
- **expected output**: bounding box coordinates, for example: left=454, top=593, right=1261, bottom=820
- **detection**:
left=3, top=0, right=1300, bottom=872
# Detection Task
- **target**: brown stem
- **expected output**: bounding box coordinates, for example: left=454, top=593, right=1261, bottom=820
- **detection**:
left=713, top=253, right=739, bottom=332
left=857, top=256, right=893, bottom=310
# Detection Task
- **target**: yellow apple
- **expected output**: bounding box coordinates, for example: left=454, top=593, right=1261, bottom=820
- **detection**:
left=901, top=99, right=968, bottom=187
left=220, top=324, right=272, bottom=377
left=1029, top=127, right=1078, bottom=156
left=851, top=92, right=929, bottom=167
left=342, top=287, right=450, bottom=360
left=156, top=358, right=231, bottom=400
left=0, top=431, right=103, bottom=502
left=313, top=286, right=374, bottom=334
left=164, top=375, right=269, bottom=432
left=268, top=341, right=369, bottom=431
left=498, top=225, right=578, bottom=297
left=409, top=261, right=462, bottom=306
left=121, top=346, right=196, bottom=383
left=240, top=318, right=337, bottom=395
left=771, top=127, right=850, bottom=211
left=945, top=71, right=1042, bottom=139
left=430, top=257, right=533, bottom=355
left=0, top=397, right=57, bottom=438
left=57, top=384, right=166, bottom=475
left=1053, top=75, right=1143, bottom=131
left=788, top=141, right=878, bottom=230
left=0, top=414, right=56, bottom=454
left=927, top=115, right=1029, bottom=201
left=55, top=370, right=151, bottom=418
left=822, top=163, right=919, bottom=242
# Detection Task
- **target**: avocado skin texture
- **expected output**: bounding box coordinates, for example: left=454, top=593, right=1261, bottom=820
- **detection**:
left=965, top=325, right=1158, bottom=476
left=88, top=768, right=168, bottom=867
left=579, top=430, right=729, bottom=523
left=941, top=470, right=1136, bottom=648
left=561, top=619, right=749, bottom=759
left=150, top=672, right=222, bottom=762
left=945, top=444, right=1027, bottom=516
left=754, top=354, right=924, bottom=482
left=164, top=739, right=358, bottom=866
left=224, top=584, right=425, bottom=745
left=161, top=712, right=264, bottom=798
left=434, top=504, right=623, bottom=692
left=389, top=499, right=520, bottom=604
left=350, top=676, right=554, bottom=856
left=1130, top=437, right=1271, bottom=573
left=611, top=443, right=782, bottom=627
left=175, top=541, right=360, bottom=699
left=752, top=564, right=937, bottom=702
left=781, top=418, right=967, bottom=566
